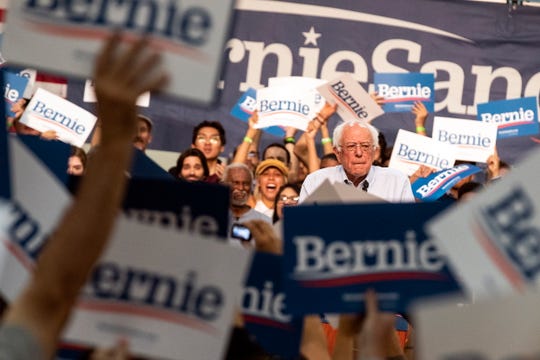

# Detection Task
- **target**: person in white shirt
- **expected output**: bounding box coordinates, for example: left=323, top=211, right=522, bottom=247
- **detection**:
left=299, top=120, right=414, bottom=203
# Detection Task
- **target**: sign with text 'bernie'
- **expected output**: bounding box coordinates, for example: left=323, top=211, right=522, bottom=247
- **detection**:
left=283, top=202, right=461, bottom=315
left=2, top=70, right=29, bottom=118
left=374, top=73, right=434, bottom=113
left=432, top=116, right=498, bottom=163
left=389, top=129, right=457, bottom=176
left=230, top=87, right=286, bottom=138
left=427, top=148, right=540, bottom=300
left=256, top=85, right=317, bottom=131
left=2, top=0, right=236, bottom=105
left=317, top=73, right=384, bottom=123
left=63, top=217, right=251, bottom=360
left=477, top=97, right=539, bottom=139
left=242, top=252, right=303, bottom=359
left=412, top=164, right=482, bottom=202
left=20, top=88, right=97, bottom=148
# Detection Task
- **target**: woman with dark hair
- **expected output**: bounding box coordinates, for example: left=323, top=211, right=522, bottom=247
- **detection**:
left=173, top=148, right=209, bottom=182
left=272, top=183, right=301, bottom=224
left=67, top=146, right=87, bottom=176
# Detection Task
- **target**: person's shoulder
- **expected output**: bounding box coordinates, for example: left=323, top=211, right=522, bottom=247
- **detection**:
left=373, top=165, right=408, bottom=180
left=305, top=165, right=341, bottom=180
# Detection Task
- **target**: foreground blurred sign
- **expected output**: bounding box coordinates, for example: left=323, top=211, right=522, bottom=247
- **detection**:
left=427, top=149, right=540, bottom=299
left=2, top=0, right=236, bottom=105
left=283, top=202, right=461, bottom=314
left=63, top=217, right=251, bottom=360
left=415, top=292, right=540, bottom=360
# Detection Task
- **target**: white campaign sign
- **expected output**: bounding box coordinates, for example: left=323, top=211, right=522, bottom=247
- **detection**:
left=83, top=80, right=150, bottom=107
left=2, top=0, right=235, bottom=105
left=426, top=149, right=540, bottom=300
left=268, top=76, right=326, bottom=119
left=388, top=129, right=457, bottom=176
left=20, top=88, right=97, bottom=147
left=432, top=116, right=498, bottom=163
left=256, top=86, right=315, bottom=131
left=415, top=292, right=540, bottom=360
left=0, top=137, right=71, bottom=301
left=317, top=73, right=384, bottom=123
left=63, top=217, right=252, bottom=360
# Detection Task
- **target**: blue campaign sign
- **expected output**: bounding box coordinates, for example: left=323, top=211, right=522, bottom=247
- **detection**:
left=477, top=97, right=539, bottom=139
left=242, top=252, right=303, bottom=359
left=230, top=87, right=285, bottom=138
left=122, top=177, right=230, bottom=239
left=2, top=70, right=29, bottom=118
left=412, top=164, right=482, bottom=202
left=374, top=73, right=435, bottom=113
left=283, top=202, right=462, bottom=315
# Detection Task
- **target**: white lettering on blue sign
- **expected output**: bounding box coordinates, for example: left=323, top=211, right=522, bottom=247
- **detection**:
left=377, top=83, right=431, bottom=99
left=482, top=187, right=540, bottom=274
left=293, top=231, right=444, bottom=275
left=480, top=107, right=534, bottom=123
left=123, top=206, right=219, bottom=236
left=4, top=83, right=20, bottom=102
left=416, top=165, right=468, bottom=197
left=242, top=281, right=291, bottom=322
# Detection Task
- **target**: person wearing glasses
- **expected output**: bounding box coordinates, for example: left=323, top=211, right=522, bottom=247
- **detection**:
left=272, top=184, right=301, bottom=224
left=299, top=120, right=414, bottom=203
left=191, top=120, right=226, bottom=183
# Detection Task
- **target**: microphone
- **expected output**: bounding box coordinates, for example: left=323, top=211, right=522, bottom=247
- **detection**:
left=361, top=180, right=369, bottom=192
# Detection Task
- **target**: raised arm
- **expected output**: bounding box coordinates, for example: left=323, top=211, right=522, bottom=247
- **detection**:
left=2, top=33, right=168, bottom=358
left=233, top=111, right=262, bottom=165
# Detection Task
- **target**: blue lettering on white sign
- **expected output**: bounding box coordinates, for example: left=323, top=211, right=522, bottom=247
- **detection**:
left=397, top=143, right=450, bottom=168
left=24, top=0, right=213, bottom=46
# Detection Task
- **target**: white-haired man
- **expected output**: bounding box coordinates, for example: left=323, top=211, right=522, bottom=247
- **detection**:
left=299, top=120, right=414, bottom=203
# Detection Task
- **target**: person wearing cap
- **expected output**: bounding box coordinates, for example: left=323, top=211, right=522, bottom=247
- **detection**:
left=133, top=114, right=153, bottom=152
left=253, top=159, right=289, bottom=218
left=299, top=119, right=414, bottom=203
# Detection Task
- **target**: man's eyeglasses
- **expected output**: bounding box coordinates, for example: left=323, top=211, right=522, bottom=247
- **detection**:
left=196, top=135, right=221, bottom=144
left=340, top=142, right=375, bottom=153
left=279, top=195, right=299, bottom=202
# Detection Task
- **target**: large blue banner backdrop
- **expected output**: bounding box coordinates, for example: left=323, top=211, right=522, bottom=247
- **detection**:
left=66, top=1, right=540, bottom=165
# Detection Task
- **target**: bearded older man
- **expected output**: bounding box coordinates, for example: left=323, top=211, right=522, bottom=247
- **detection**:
left=222, top=163, right=271, bottom=246
left=299, top=120, right=414, bottom=203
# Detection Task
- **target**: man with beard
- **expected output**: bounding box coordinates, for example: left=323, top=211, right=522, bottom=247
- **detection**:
left=222, top=163, right=270, bottom=247
left=133, top=115, right=153, bottom=151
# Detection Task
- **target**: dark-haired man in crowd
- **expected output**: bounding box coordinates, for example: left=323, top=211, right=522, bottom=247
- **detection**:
left=192, top=120, right=226, bottom=183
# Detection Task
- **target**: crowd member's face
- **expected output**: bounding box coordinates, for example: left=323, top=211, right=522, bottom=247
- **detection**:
left=335, top=125, right=376, bottom=183
left=276, top=187, right=299, bottom=219
left=193, top=126, right=223, bottom=161
left=264, top=146, right=288, bottom=165
left=258, top=167, right=285, bottom=203
left=67, top=156, right=84, bottom=176
left=180, top=156, right=205, bottom=182
left=225, top=168, right=251, bottom=207
left=133, top=119, right=152, bottom=151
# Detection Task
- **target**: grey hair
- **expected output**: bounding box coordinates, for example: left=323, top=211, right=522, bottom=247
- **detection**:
left=222, top=162, right=253, bottom=184
left=333, top=120, right=379, bottom=148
